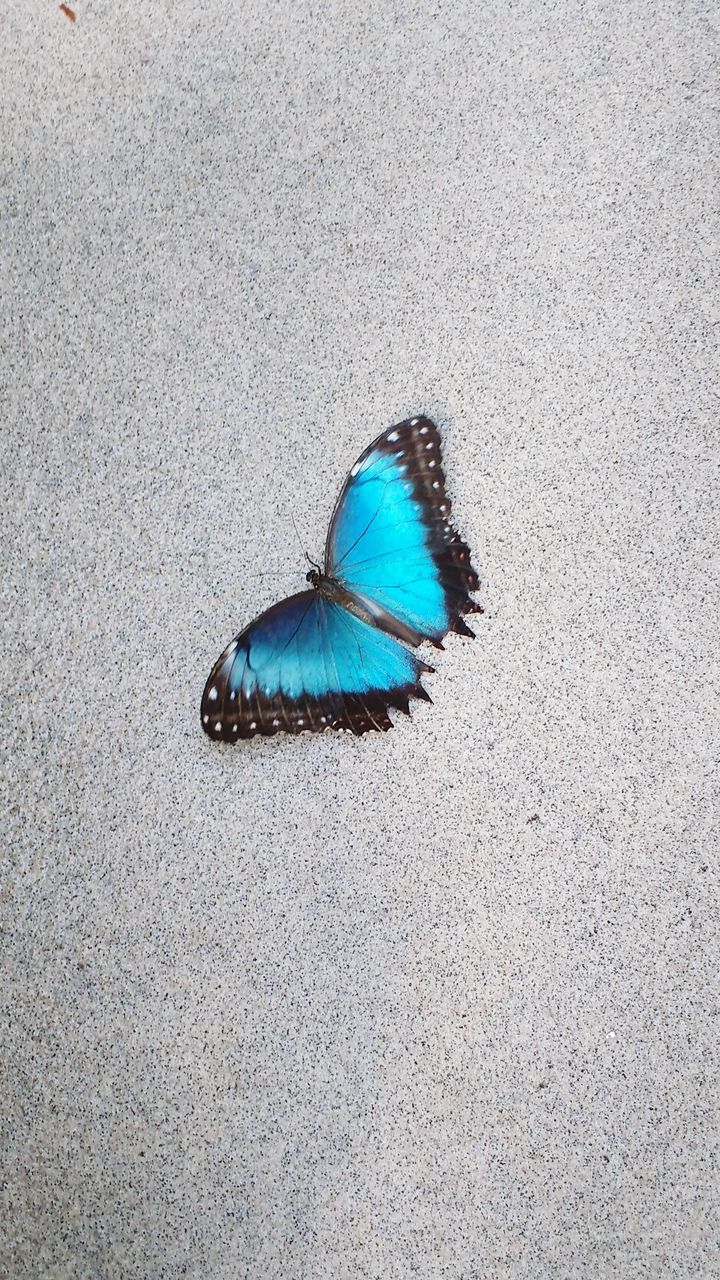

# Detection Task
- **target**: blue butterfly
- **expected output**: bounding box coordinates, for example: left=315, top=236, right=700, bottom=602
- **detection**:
left=201, top=416, right=481, bottom=739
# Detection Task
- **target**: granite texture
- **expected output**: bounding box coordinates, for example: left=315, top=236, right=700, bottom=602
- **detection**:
left=1, top=1, right=718, bottom=1277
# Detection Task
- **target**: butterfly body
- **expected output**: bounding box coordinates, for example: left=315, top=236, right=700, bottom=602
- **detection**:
left=305, top=568, right=354, bottom=607
left=201, top=416, right=481, bottom=740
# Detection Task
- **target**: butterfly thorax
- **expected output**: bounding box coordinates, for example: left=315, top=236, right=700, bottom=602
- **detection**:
left=306, top=568, right=347, bottom=603
left=307, top=567, right=372, bottom=620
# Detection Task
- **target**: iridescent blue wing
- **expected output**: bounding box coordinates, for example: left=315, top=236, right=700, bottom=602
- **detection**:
left=201, top=591, right=433, bottom=740
left=325, top=416, right=481, bottom=648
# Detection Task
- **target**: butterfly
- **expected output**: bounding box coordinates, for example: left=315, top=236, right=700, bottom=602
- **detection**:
left=201, top=415, right=481, bottom=740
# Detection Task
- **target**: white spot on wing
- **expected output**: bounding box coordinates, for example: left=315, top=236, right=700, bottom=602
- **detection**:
left=250, top=721, right=257, bottom=730
left=432, top=480, right=440, bottom=489
left=419, top=425, right=429, bottom=435
left=208, top=687, right=218, bottom=701
left=428, top=459, right=436, bottom=468
left=203, top=715, right=209, bottom=724
left=387, top=430, right=399, bottom=442
left=410, top=417, right=419, bottom=425
left=350, top=462, right=361, bottom=476
left=425, top=441, right=434, bottom=450
left=298, top=718, right=305, bottom=726
left=214, top=722, right=222, bottom=732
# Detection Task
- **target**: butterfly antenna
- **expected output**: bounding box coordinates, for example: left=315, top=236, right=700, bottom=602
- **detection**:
left=290, top=510, right=321, bottom=572
left=243, top=569, right=304, bottom=580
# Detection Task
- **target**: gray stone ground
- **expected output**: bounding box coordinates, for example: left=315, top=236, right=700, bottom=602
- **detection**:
left=1, top=1, right=718, bottom=1276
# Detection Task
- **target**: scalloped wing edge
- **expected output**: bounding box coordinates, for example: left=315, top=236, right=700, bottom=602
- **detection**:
left=201, top=655, right=435, bottom=741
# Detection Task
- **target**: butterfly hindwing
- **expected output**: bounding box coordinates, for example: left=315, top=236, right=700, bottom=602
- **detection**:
left=201, top=591, right=434, bottom=740
left=325, top=416, right=481, bottom=648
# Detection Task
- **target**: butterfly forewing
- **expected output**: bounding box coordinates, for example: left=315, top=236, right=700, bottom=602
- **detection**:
left=325, top=416, right=481, bottom=648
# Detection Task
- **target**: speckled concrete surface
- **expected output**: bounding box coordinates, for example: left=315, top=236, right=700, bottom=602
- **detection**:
left=2, top=1, right=718, bottom=1277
